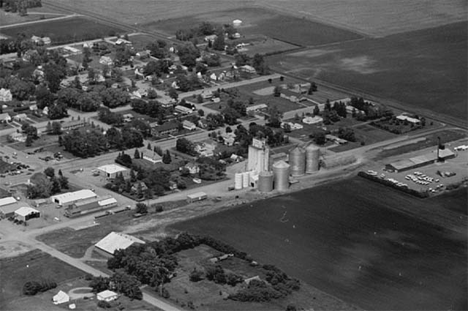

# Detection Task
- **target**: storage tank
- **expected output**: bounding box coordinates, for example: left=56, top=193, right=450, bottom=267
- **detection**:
left=273, top=160, right=290, bottom=191
left=289, top=146, right=306, bottom=176
left=242, top=172, right=250, bottom=188
left=258, top=171, right=274, bottom=193
left=234, top=173, right=243, bottom=190
left=306, top=144, right=320, bottom=173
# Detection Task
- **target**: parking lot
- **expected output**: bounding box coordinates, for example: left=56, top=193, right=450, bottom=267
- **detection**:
left=378, top=147, right=468, bottom=195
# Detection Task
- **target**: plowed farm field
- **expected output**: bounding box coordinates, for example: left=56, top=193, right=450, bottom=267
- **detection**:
left=42, top=0, right=467, bottom=37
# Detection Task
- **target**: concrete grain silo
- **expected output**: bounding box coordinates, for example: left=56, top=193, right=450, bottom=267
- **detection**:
left=273, top=160, right=290, bottom=191
left=289, top=146, right=306, bottom=177
left=258, top=171, right=274, bottom=193
left=306, top=144, right=320, bottom=173
left=242, top=172, right=250, bottom=188
left=234, top=173, right=243, bottom=190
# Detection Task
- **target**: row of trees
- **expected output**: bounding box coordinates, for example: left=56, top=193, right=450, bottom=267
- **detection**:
left=61, top=126, right=143, bottom=158
left=235, top=53, right=268, bottom=75
left=23, top=279, right=56, bottom=296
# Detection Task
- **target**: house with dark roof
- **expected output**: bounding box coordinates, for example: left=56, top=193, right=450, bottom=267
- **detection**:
left=151, top=121, right=180, bottom=137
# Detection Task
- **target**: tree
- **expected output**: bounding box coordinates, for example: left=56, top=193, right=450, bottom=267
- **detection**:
left=134, top=149, right=140, bottom=159
left=44, top=167, right=55, bottom=178
left=23, top=281, right=42, bottom=296
left=162, top=150, right=172, bottom=164
left=212, top=34, right=225, bottom=51
left=48, top=102, right=68, bottom=120
left=58, top=175, right=69, bottom=189
left=168, top=87, right=178, bottom=100
left=135, top=203, right=148, bottom=214
left=273, top=86, right=281, bottom=97
left=176, top=138, right=196, bottom=156
left=44, top=63, right=66, bottom=93
left=189, top=268, right=204, bottom=282
left=51, top=121, right=62, bottom=135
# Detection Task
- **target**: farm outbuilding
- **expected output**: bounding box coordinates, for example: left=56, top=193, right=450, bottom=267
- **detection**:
left=187, top=192, right=207, bottom=203
left=53, top=290, right=70, bottom=305
left=51, top=189, right=97, bottom=206
left=386, top=148, right=456, bottom=172
left=95, top=232, right=145, bottom=255
left=97, top=290, right=118, bottom=302
left=14, top=206, right=40, bottom=221
left=97, top=164, right=129, bottom=179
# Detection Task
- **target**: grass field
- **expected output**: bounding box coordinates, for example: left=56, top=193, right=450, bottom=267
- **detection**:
left=36, top=213, right=134, bottom=258
left=170, top=177, right=467, bottom=310
left=0, top=249, right=85, bottom=309
left=270, top=22, right=467, bottom=121
left=0, top=16, right=124, bottom=44
left=44, top=0, right=466, bottom=37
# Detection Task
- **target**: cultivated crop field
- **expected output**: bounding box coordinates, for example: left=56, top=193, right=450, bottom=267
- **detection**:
left=44, top=0, right=466, bottom=37
left=0, top=17, right=124, bottom=44
left=171, top=178, right=467, bottom=310
left=269, top=22, right=468, bottom=121
left=144, top=7, right=362, bottom=47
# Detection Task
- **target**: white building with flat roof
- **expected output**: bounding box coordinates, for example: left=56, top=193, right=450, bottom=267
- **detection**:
left=97, top=164, right=129, bottom=179
left=0, top=197, right=17, bottom=207
left=95, top=232, right=145, bottom=255
left=51, top=189, right=97, bottom=206
left=97, top=290, right=118, bottom=302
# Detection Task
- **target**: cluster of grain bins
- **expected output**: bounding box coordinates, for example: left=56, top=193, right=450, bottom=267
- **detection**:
left=288, top=144, right=321, bottom=176
left=234, top=172, right=252, bottom=190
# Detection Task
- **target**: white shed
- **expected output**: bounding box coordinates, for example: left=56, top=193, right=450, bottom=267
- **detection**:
left=97, top=290, right=118, bottom=302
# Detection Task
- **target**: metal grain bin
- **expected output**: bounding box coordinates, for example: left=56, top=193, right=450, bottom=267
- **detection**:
left=258, top=171, right=274, bottom=193
left=306, top=144, right=320, bottom=173
left=289, top=146, right=306, bottom=177
left=234, top=173, right=243, bottom=190
left=273, top=160, right=290, bottom=191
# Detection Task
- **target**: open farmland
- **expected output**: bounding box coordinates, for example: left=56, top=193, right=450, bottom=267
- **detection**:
left=42, top=0, right=466, bottom=38
left=171, top=177, right=467, bottom=311
left=144, top=7, right=362, bottom=47
left=270, top=22, right=468, bottom=121
left=0, top=249, right=85, bottom=309
left=0, top=17, right=124, bottom=45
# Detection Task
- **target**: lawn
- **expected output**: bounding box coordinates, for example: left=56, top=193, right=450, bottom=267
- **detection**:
left=269, top=22, right=467, bottom=121
left=0, top=249, right=85, bottom=308
left=0, top=17, right=124, bottom=45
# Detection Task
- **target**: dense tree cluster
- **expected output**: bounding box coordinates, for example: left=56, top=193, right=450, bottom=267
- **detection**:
left=232, top=123, right=287, bottom=156
left=337, top=127, right=356, bottom=142
left=26, top=169, right=69, bottom=199
left=61, top=129, right=108, bottom=158
left=97, top=107, right=123, bottom=125
left=176, top=138, right=196, bottom=156
left=23, top=279, right=56, bottom=296
left=235, top=53, right=268, bottom=75
left=89, top=271, right=142, bottom=300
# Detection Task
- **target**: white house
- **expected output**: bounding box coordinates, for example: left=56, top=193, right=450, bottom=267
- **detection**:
left=13, top=113, right=28, bottom=122
left=53, top=290, right=70, bottom=305
left=302, top=116, right=323, bottom=125
left=97, top=164, right=129, bottom=179
left=99, top=56, right=113, bottom=66
left=182, top=120, right=196, bottom=131
left=97, top=290, right=118, bottom=302
left=0, top=113, right=11, bottom=123
left=0, top=88, right=12, bottom=102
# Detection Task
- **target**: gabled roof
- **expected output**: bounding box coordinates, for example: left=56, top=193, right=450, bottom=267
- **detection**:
left=95, top=232, right=145, bottom=255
